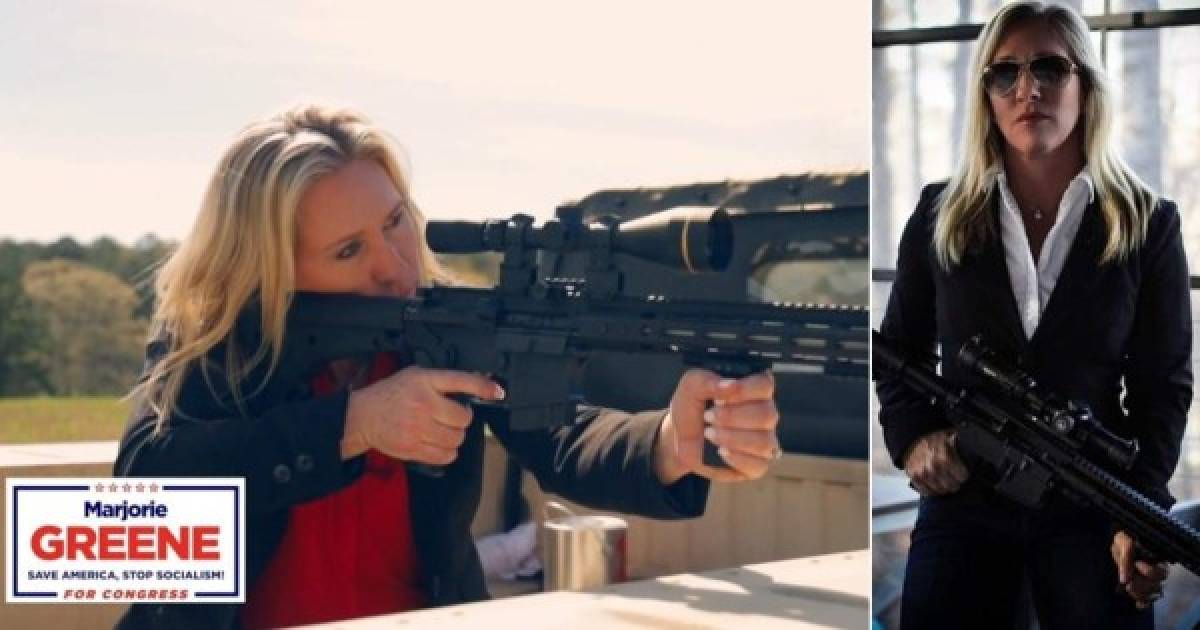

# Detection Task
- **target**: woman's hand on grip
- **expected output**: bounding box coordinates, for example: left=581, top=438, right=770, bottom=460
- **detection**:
left=342, top=367, right=505, bottom=466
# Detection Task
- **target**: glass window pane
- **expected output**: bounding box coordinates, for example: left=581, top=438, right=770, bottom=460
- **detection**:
left=877, top=0, right=1113, bottom=31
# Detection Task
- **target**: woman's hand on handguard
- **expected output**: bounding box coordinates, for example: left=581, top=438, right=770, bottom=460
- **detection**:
left=655, top=369, right=780, bottom=485
left=340, top=367, right=505, bottom=465
left=904, top=428, right=969, bottom=496
left=1110, top=530, right=1169, bottom=609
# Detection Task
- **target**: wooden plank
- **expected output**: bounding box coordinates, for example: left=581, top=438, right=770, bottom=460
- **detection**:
left=773, top=454, right=868, bottom=485
left=731, top=470, right=778, bottom=565
left=776, top=478, right=825, bottom=558
left=688, top=480, right=735, bottom=572
left=643, top=516, right=690, bottom=578
left=823, top=482, right=870, bottom=552
left=0, top=441, right=117, bottom=468
left=623, top=515, right=652, bottom=579
left=303, top=551, right=871, bottom=629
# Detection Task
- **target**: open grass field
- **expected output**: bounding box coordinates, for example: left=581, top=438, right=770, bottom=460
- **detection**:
left=0, top=397, right=130, bottom=444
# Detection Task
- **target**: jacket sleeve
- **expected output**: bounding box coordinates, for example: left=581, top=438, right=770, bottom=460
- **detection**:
left=877, top=183, right=952, bottom=470
left=485, top=406, right=709, bottom=520
left=114, top=343, right=366, bottom=517
left=1121, top=200, right=1193, bottom=509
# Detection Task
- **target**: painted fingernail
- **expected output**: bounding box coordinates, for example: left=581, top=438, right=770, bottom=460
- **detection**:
left=718, top=379, right=736, bottom=390
left=704, top=427, right=717, bottom=441
left=703, top=409, right=716, bottom=424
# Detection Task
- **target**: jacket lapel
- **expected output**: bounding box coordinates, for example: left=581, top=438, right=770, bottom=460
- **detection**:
left=1030, top=200, right=1105, bottom=348
left=959, top=198, right=1028, bottom=354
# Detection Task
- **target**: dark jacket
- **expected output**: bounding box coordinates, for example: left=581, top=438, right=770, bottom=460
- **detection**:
left=877, top=181, right=1192, bottom=509
left=113, top=320, right=710, bottom=629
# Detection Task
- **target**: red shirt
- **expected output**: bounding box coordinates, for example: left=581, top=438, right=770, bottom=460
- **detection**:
left=242, top=353, right=425, bottom=629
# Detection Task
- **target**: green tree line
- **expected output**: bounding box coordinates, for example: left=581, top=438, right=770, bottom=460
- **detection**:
left=0, top=236, right=173, bottom=396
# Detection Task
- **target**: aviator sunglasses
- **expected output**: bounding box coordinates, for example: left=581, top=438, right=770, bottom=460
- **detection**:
left=982, top=55, right=1077, bottom=97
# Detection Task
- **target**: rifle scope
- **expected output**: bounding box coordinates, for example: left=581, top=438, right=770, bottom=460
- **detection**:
left=426, top=206, right=733, bottom=273
left=957, top=336, right=1139, bottom=470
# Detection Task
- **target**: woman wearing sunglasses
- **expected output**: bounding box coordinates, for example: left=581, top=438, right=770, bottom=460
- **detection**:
left=113, top=104, right=782, bottom=629
left=877, top=2, right=1190, bottom=627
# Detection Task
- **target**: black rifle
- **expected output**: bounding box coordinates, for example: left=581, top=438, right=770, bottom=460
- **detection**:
left=872, top=330, right=1200, bottom=576
left=255, top=207, right=869, bottom=476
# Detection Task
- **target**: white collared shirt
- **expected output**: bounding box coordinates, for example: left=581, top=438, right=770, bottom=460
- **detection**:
left=995, top=168, right=1095, bottom=340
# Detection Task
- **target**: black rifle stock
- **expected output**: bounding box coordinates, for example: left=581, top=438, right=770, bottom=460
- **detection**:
left=253, top=207, right=869, bottom=476
left=872, top=330, right=1200, bottom=576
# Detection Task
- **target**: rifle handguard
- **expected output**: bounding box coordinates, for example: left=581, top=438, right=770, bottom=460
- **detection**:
left=957, top=336, right=1139, bottom=471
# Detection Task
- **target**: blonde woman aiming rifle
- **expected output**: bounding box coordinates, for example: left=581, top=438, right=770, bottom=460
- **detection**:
left=115, top=104, right=782, bottom=629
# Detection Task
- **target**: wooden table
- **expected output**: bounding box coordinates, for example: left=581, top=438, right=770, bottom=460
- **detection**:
left=302, top=550, right=869, bottom=629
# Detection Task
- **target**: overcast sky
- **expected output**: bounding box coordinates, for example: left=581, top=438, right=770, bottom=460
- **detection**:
left=1, top=1, right=869, bottom=244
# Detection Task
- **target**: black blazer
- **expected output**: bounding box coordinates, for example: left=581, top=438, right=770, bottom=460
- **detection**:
left=877, top=181, right=1192, bottom=510
left=112, top=320, right=709, bottom=629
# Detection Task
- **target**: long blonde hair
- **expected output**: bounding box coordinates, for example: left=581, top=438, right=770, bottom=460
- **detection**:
left=131, top=104, right=449, bottom=428
left=933, top=0, right=1156, bottom=269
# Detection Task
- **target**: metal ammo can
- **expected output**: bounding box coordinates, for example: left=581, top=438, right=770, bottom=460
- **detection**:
left=542, top=512, right=628, bottom=591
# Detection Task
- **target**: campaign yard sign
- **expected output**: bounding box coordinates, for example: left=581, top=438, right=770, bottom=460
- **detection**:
left=6, top=478, right=245, bottom=603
